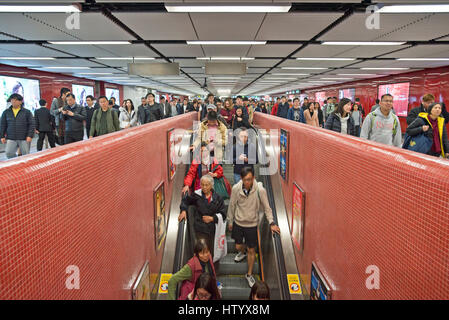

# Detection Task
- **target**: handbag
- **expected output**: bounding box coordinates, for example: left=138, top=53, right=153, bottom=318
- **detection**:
left=402, top=133, right=433, bottom=154
left=211, top=165, right=231, bottom=200
left=213, top=214, right=227, bottom=263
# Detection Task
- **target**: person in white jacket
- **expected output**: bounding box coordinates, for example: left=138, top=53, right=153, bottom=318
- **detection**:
left=119, top=99, right=138, bottom=129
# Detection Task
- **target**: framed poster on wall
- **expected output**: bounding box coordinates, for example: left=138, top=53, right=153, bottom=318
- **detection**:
left=167, top=128, right=182, bottom=181
left=291, top=183, right=305, bottom=253
left=310, top=262, right=332, bottom=300
left=154, top=181, right=166, bottom=252
left=132, top=260, right=151, bottom=300
left=280, top=129, right=289, bottom=181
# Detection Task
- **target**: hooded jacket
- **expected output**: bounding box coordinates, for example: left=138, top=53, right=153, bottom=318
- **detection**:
left=406, top=112, right=449, bottom=158
left=227, top=179, right=273, bottom=228
left=407, top=103, right=426, bottom=125
left=360, top=107, right=402, bottom=147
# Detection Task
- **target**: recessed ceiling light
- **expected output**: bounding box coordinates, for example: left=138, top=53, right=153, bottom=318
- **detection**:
left=397, top=58, right=449, bottom=61
left=49, top=41, right=131, bottom=45
left=296, top=57, right=356, bottom=61
left=0, top=5, right=80, bottom=13
left=281, top=67, right=328, bottom=70
left=188, top=41, right=266, bottom=45
left=0, top=57, right=56, bottom=60
left=378, top=4, right=449, bottom=13
left=360, top=67, right=409, bottom=70
left=322, top=41, right=405, bottom=46
left=165, top=4, right=291, bottom=13
left=96, top=57, right=155, bottom=60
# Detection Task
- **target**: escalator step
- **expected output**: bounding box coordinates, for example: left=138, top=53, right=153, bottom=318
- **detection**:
left=217, top=275, right=261, bottom=300
left=218, top=253, right=260, bottom=275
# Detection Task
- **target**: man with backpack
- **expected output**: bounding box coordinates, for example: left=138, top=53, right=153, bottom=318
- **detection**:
left=360, top=93, right=402, bottom=148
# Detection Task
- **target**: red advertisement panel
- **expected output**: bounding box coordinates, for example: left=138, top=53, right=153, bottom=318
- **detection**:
left=315, top=91, right=327, bottom=106
left=339, top=88, right=355, bottom=101
left=378, top=82, right=410, bottom=117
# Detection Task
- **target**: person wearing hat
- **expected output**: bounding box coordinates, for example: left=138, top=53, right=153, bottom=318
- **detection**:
left=406, top=102, right=449, bottom=158
left=205, top=104, right=228, bottom=128
left=0, top=93, right=35, bottom=159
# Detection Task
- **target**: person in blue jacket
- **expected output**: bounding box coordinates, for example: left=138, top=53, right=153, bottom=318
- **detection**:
left=287, top=97, right=305, bottom=123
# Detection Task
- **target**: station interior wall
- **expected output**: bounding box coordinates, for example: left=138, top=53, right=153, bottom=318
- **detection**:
left=0, top=113, right=196, bottom=299
left=254, top=112, right=449, bottom=299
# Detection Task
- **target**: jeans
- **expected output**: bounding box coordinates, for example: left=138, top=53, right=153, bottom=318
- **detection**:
left=5, top=139, right=30, bottom=159
left=234, top=173, right=241, bottom=184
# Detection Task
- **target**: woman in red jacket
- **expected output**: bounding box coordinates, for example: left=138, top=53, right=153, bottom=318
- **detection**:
left=182, top=143, right=224, bottom=194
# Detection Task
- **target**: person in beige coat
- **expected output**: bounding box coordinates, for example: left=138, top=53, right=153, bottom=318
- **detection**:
left=227, top=166, right=280, bottom=288
left=304, top=102, right=320, bottom=127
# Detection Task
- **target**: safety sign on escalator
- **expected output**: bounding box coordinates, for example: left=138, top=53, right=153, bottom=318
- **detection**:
left=158, top=273, right=172, bottom=294
left=287, top=274, right=302, bottom=294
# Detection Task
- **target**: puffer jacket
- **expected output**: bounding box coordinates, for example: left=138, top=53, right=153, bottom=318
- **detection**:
left=324, top=113, right=356, bottom=136
left=118, top=107, right=137, bottom=129
left=0, top=106, right=34, bottom=140
left=406, top=112, right=449, bottom=158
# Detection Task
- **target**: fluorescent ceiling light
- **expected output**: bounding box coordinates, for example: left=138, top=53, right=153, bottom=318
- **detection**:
left=0, top=5, right=80, bottom=13
left=188, top=41, right=266, bottom=45
left=308, top=81, right=334, bottom=83
left=165, top=4, right=291, bottom=13
left=322, top=41, right=405, bottom=46
left=361, top=67, right=409, bottom=70
left=282, top=67, right=328, bottom=70
left=265, top=77, right=297, bottom=80
left=45, top=67, right=91, bottom=69
left=0, top=57, right=56, bottom=60
left=378, top=4, right=449, bottom=13
left=97, top=57, right=155, bottom=60
left=397, top=58, right=449, bottom=61
left=296, top=57, right=355, bottom=61
left=49, top=41, right=131, bottom=45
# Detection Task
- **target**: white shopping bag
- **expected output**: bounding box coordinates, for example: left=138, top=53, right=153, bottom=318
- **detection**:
left=213, top=213, right=227, bottom=262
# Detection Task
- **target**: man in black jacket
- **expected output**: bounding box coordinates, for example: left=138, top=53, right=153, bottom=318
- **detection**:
left=406, top=93, right=435, bottom=126
left=34, top=99, right=56, bottom=151
left=232, top=128, right=258, bottom=184
left=63, top=93, right=87, bottom=144
left=85, top=95, right=97, bottom=139
left=0, top=93, right=35, bottom=159
left=160, top=96, right=172, bottom=118
left=145, top=93, right=163, bottom=123
left=276, top=96, right=290, bottom=118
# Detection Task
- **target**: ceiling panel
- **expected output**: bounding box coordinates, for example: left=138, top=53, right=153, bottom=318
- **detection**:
left=293, top=44, right=408, bottom=58
left=190, top=13, right=265, bottom=40
left=280, top=59, right=355, bottom=68
left=256, top=13, right=343, bottom=41
left=0, top=44, right=71, bottom=57
left=202, top=45, right=251, bottom=57
left=350, top=59, right=449, bottom=69
left=113, top=13, right=197, bottom=40
left=319, top=12, right=449, bottom=41
left=44, top=43, right=150, bottom=58
left=152, top=44, right=203, bottom=57
left=247, top=44, right=299, bottom=57
left=172, top=58, right=205, bottom=68
left=381, top=45, right=449, bottom=58
left=246, top=59, right=280, bottom=67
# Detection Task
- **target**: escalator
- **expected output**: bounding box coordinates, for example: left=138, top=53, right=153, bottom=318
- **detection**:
left=156, top=129, right=304, bottom=300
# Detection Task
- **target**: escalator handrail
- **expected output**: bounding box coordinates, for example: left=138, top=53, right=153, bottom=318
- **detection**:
left=255, top=128, right=291, bottom=300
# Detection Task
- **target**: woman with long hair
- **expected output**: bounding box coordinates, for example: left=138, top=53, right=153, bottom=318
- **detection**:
left=189, top=273, right=221, bottom=300
left=220, top=98, right=235, bottom=127
left=119, top=99, right=137, bottom=129
left=324, top=98, right=356, bottom=136
left=304, top=102, right=319, bottom=127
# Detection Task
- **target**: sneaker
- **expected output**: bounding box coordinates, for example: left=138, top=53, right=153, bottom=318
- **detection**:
left=234, top=251, right=247, bottom=262
left=245, top=274, right=256, bottom=288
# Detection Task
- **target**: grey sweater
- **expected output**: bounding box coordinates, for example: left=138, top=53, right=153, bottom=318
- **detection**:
left=360, top=108, right=402, bottom=147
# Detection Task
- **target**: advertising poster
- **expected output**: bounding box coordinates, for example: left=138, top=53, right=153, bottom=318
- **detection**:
left=378, top=82, right=410, bottom=117
left=280, top=129, right=289, bottom=181
left=315, top=91, right=327, bottom=106
left=132, top=261, right=151, bottom=300
left=339, top=88, right=355, bottom=101
left=72, top=84, right=94, bottom=107
left=299, top=94, right=308, bottom=105
left=291, top=183, right=305, bottom=253
left=0, top=75, right=40, bottom=115
left=154, top=181, right=166, bottom=252
left=167, top=128, right=183, bottom=181
left=106, top=88, right=120, bottom=103
left=310, top=262, right=332, bottom=300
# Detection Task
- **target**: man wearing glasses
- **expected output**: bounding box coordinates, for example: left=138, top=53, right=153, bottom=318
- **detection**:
left=360, top=94, right=402, bottom=148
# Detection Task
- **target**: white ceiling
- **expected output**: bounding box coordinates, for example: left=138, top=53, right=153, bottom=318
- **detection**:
left=0, top=1, right=448, bottom=96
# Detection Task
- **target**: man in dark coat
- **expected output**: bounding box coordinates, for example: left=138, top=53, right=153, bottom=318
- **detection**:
left=34, top=99, right=56, bottom=151
left=85, top=95, right=98, bottom=139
